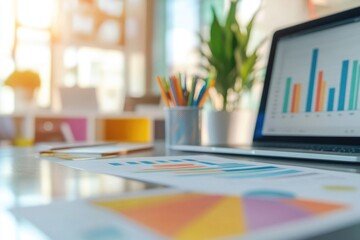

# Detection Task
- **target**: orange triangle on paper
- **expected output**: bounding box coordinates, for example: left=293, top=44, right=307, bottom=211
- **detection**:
left=120, top=194, right=224, bottom=237
left=282, top=199, right=346, bottom=215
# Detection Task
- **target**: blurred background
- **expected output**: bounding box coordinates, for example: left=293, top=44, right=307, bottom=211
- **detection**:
left=0, top=0, right=359, bottom=114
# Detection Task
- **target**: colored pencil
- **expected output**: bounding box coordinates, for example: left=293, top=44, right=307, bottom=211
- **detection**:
left=169, top=77, right=179, bottom=106
left=193, top=78, right=208, bottom=106
left=183, top=73, right=187, bottom=92
left=162, top=76, right=169, bottom=91
left=198, top=79, right=216, bottom=107
left=162, top=76, right=173, bottom=106
left=171, top=75, right=184, bottom=106
left=155, top=73, right=214, bottom=108
left=156, top=76, right=170, bottom=107
left=187, top=76, right=197, bottom=106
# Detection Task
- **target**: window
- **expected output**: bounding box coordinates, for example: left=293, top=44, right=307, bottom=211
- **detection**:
left=0, top=0, right=55, bottom=112
left=56, top=0, right=126, bottom=112
left=0, top=0, right=128, bottom=113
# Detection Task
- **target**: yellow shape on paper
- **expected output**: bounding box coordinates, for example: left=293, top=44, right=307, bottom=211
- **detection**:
left=323, top=185, right=357, bottom=192
left=94, top=193, right=202, bottom=212
left=176, top=196, right=246, bottom=239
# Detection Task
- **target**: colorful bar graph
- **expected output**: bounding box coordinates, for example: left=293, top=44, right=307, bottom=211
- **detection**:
left=134, top=159, right=312, bottom=180
left=306, top=48, right=318, bottom=112
left=282, top=48, right=360, bottom=114
left=282, top=77, right=292, bottom=113
left=349, top=60, right=358, bottom=110
left=327, top=88, right=335, bottom=112
left=338, top=60, right=349, bottom=111
left=315, top=71, right=323, bottom=112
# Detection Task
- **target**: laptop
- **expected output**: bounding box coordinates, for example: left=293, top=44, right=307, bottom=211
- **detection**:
left=171, top=7, right=360, bottom=162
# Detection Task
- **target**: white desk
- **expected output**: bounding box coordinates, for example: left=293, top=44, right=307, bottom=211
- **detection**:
left=1, top=142, right=360, bottom=239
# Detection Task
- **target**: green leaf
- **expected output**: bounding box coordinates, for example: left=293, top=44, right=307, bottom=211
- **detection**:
left=233, top=24, right=247, bottom=62
left=224, top=0, right=238, bottom=61
left=208, top=56, right=224, bottom=72
left=209, top=7, right=224, bottom=60
left=244, top=9, right=259, bottom=50
left=225, top=0, right=238, bottom=30
left=240, top=51, right=258, bottom=89
left=227, top=68, right=238, bottom=88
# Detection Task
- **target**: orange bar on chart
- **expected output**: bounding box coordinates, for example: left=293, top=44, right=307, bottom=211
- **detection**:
left=291, top=84, right=302, bottom=113
left=315, top=71, right=323, bottom=112
left=319, top=80, right=327, bottom=112
left=294, top=84, right=302, bottom=112
left=291, top=85, right=297, bottom=113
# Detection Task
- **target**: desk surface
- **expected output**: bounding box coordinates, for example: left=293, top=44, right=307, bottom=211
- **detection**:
left=1, top=142, right=360, bottom=240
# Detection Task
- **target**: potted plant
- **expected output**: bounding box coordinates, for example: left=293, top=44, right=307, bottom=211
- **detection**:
left=4, top=70, right=41, bottom=112
left=199, top=0, right=263, bottom=144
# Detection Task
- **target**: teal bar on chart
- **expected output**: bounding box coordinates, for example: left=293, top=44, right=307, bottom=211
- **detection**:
left=283, top=77, right=292, bottom=113
left=349, top=60, right=358, bottom=110
left=355, top=65, right=360, bottom=110
left=327, top=88, right=335, bottom=112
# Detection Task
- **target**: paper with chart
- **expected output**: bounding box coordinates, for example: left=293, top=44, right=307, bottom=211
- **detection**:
left=14, top=155, right=360, bottom=240
left=11, top=188, right=360, bottom=240
left=60, top=155, right=360, bottom=205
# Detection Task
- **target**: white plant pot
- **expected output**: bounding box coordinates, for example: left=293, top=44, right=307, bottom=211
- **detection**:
left=201, top=110, right=256, bottom=145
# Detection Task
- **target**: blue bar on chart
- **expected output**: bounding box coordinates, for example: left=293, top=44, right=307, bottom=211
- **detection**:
left=156, top=160, right=168, bottom=163
left=306, top=48, right=319, bottom=112
left=127, top=161, right=139, bottom=165
left=170, top=160, right=183, bottom=163
left=327, top=88, right=335, bottom=112
left=109, top=163, right=122, bottom=166
left=222, top=166, right=277, bottom=172
left=338, top=60, right=349, bottom=111
left=224, top=170, right=302, bottom=179
left=141, top=161, right=155, bottom=164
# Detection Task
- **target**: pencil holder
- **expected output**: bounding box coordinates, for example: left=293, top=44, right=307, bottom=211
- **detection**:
left=164, top=107, right=201, bottom=147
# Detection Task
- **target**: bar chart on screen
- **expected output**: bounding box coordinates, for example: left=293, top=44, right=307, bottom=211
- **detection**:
left=281, top=48, right=360, bottom=114
left=263, top=19, right=360, bottom=136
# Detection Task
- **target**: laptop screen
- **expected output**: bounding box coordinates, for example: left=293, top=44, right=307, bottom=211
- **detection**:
left=254, top=7, right=360, bottom=145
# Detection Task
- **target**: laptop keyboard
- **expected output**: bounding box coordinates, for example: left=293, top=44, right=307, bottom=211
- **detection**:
left=262, top=143, right=360, bottom=154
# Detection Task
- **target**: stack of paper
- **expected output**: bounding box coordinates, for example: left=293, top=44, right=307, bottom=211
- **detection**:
left=39, top=142, right=153, bottom=160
